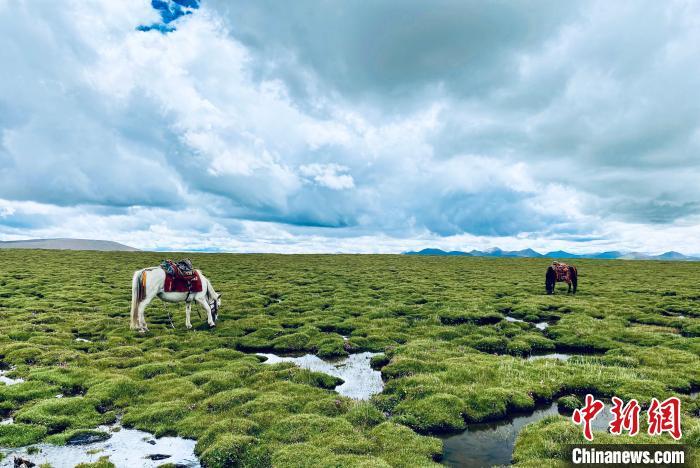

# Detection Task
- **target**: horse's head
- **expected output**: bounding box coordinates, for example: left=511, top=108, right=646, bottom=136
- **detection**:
left=545, top=266, right=556, bottom=294
left=209, top=293, right=222, bottom=323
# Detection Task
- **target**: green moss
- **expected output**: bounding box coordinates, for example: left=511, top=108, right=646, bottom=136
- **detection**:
left=272, top=332, right=310, bottom=352
left=0, top=423, right=47, bottom=446
left=85, top=376, right=144, bottom=409
left=0, top=380, right=58, bottom=411
left=131, top=362, right=180, bottom=379
left=265, top=414, right=356, bottom=444
left=463, top=389, right=510, bottom=422
left=291, top=369, right=344, bottom=389
left=473, top=336, right=509, bottom=354
left=193, top=418, right=260, bottom=450
left=369, top=422, right=442, bottom=467
left=203, top=388, right=258, bottom=412
left=304, top=397, right=350, bottom=417
left=29, top=368, right=94, bottom=396
left=396, top=393, right=466, bottom=433
left=14, top=397, right=108, bottom=433
left=198, top=434, right=270, bottom=468
left=315, top=338, right=348, bottom=359
left=370, top=354, right=390, bottom=370
left=345, top=402, right=385, bottom=428
left=45, top=428, right=111, bottom=445
left=556, top=395, right=581, bottom=414
left=237, top=328, right=284, bottom=351
left=75, top=456, right=116, bottom=468
left=381, top=358, right=446, bottom=379
left=274, top=443, right=393, bottom=467
left=122, top=401, right=189, bottom=437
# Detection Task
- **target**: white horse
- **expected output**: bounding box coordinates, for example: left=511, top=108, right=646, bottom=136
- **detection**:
left=130, top=266, right=222, bottom=332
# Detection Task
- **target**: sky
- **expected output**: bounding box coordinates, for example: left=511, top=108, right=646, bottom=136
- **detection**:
left=1, top=0, right=700, bottom=254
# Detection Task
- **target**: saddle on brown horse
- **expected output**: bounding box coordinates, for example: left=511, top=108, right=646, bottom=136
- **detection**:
left=160, top=259, right=203, bottom=295
left=552, top=261, right=571, bottom=282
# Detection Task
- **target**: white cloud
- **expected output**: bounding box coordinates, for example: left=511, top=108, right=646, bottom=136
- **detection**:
left=1, top=1, right=700, bottom=253
left=299, top=163, right=354, bottom=190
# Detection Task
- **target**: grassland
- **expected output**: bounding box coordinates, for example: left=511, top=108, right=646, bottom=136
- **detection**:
left=0, top=250, right=698, bottom=467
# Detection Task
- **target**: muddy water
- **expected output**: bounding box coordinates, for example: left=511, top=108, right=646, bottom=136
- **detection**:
left=0, top=425, right=199, bottom=468
left=257, top=351, right=383, bottom=400
left=440, top=402, right=615, bottom=468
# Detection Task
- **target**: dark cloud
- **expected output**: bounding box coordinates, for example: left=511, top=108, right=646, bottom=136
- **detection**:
left=1, top=0, right=700, bottom=252
left=210, top=0, right=580, bottom=104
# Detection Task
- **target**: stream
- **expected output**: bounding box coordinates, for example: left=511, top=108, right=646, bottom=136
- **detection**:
left=440, top=402, right=615, bottom=467
left=0, top=425, right=199, bottom=468
left=256, top=351, right=383, bottom=400
left=0, top=370, right=24, bottom=386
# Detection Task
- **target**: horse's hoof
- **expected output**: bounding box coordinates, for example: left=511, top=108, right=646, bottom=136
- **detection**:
left=186, top=324, right=192, bottom=329
left=208, top=322, right=216, bottom=328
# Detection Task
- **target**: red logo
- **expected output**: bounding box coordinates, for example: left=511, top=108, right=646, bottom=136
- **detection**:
left=648, top=397, right=682, bottom=440
left=609, top=396, right=641, bottom=436
left=573, top=395, right=683, bottom=441
left=572, top=394, right=605, bottom=441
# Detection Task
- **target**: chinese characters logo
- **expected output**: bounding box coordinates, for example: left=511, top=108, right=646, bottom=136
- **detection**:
left=572, top=394, right=681, bottom=441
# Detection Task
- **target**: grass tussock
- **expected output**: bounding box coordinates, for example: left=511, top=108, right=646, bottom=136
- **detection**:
left=0, top=251, right=697, bottom=465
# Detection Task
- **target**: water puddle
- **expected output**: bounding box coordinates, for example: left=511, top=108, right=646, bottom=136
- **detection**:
left=440, top=402, right=614, bottom=467
left=0, top=370, right=24, bottom=385
left=505, top=316, right=550, bottom=330
left=526, top=353, right=571, bottom=361
left=256, top=351, right=383, bottom=400
left=0, top=425, right=199, bottom=468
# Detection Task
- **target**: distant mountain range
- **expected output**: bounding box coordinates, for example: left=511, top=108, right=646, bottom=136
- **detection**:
left=0, top=238, right=139, bottom=251
left=404, top=247, right=699, bottom=261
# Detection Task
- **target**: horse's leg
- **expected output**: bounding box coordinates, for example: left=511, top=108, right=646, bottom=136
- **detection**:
left=195, top=296, right=215, bottom=327
left=185, top=302, right=192, bottom=329
left=138, top=293, right=154, bottom=332
left=567, top=281, right=572, bottom=294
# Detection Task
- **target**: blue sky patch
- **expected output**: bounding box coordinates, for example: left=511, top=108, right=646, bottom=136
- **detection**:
left=137, top=0, right=200, bottom=34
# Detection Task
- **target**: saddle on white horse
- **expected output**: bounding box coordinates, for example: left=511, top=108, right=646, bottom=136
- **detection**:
left=160, top=259, right=203, bottom=294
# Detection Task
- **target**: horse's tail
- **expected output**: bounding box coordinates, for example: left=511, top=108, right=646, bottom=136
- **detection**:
left=130, top=270, right=143, bottom=329
left=571, top=266, right=578, bottom=294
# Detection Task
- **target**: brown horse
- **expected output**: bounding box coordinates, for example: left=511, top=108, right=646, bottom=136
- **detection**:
left=545, top=261, right=577, bottom=294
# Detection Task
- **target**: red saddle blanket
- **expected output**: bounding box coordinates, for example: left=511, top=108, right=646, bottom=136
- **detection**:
left=163, top=270, right=203, bottom=293
left=552, top=263, right=571, bottom=282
